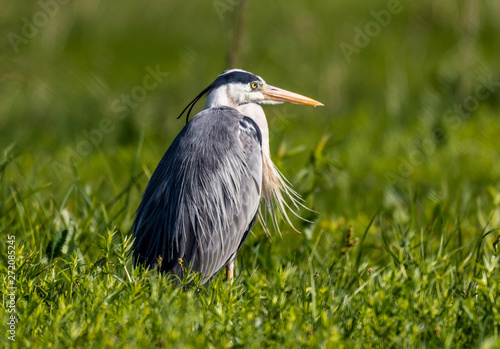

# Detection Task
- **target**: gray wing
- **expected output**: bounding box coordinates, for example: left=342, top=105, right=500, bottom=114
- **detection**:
left=133, top=106, right=262, bottom=283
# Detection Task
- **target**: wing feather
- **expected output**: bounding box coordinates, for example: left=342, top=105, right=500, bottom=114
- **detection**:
left=133, top=107, right=262, bottom=283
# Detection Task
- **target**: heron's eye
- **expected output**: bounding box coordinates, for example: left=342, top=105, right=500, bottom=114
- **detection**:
left=251, top=82, right=259, bottom=90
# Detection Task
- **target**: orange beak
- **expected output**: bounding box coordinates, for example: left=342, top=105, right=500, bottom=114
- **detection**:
left=261, top=85, right=323, bottom=106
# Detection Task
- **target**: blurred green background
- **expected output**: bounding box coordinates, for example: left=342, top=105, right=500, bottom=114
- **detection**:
left=2, top=0, right=500, bottom=260
left=2, top=0, right=500, bottom=347
left=2, top=0, right=500, bottom=236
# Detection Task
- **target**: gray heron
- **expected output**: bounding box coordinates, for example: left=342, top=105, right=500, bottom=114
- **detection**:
left=133, top=69, right=322, bottom=284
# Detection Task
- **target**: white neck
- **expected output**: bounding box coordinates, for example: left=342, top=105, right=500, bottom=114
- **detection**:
left=204, top=86, right=237, bottom=109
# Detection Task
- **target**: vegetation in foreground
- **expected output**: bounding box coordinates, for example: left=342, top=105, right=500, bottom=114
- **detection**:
left=2, top=0, right=500, bottom=347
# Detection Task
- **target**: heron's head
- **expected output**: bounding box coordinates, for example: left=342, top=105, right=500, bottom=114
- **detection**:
left=178, top=69, right=323, bottom=123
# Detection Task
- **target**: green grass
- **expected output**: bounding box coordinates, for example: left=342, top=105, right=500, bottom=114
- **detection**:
left=2, top=0, right=500, bottom=347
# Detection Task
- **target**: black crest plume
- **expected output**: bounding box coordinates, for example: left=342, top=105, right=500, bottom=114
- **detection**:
left=176, top=85, right=212, bottom=124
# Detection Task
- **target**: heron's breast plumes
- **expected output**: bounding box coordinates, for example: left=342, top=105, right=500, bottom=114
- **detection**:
left=260, top=154, right=304, bottom=235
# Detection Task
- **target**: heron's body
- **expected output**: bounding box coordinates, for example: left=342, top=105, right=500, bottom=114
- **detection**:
left=133, top=69, right=322, bottom=284
left=133, top=107, right=262, bottom=281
